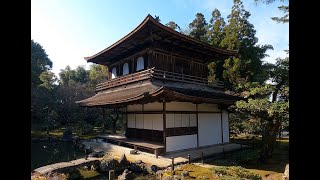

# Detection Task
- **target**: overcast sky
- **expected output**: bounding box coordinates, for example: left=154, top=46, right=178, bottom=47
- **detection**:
left=31, top=0, right=289, bottom=77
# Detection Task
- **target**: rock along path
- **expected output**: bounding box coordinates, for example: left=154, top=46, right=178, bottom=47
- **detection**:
left=33, top=157, right=103, bottom=175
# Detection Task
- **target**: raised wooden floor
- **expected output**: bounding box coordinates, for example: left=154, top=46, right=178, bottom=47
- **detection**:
left=97, top=134, right=165, bottom=158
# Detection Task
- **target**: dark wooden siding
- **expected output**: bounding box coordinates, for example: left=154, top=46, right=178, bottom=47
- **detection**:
left=126, top=128, right=163, bottom=143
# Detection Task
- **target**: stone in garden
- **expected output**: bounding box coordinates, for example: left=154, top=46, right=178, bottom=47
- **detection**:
left=99, top=158, right=120, bottom=172
left=128, top=163, right=143, bottom=173
left=118, top=169, right=134, bottom=180
left=119, top=154, right=130, bottom=169
left=181, top=170, right=189, bottom=177
left=283, top=164, right=289, bottom=180
left=134, top=160, right=142, bottom=164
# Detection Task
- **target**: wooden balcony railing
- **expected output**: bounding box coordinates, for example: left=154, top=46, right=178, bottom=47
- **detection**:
left=95, top=68, right=224, bottom=92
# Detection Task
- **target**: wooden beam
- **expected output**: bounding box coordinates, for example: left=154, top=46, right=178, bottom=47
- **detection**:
left=163, top=99, right=166, bottom=153
left=125, top=110, right=222, bottom=114
left=196, top=104, right=199, bottom=147
left=220, top=106, right=224, bottom=143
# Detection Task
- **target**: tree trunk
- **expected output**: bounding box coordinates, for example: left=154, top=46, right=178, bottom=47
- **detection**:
left=112, top=112, right=119, bottom=133
left=260, top=120, right=280, bottom=159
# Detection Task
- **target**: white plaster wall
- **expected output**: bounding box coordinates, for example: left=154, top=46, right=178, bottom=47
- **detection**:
left=190, top=114, right=197, bottom=127
left=222, top=110, right=230, bottom=143
left=166, top=135, right=197, bottom=152
left=166, top=102, right=196, bottom=111
left=152, top=114, right=163, bottom=131
left=136, top=115, right=144, bottom=129
left=127, top=104, right=143, bottom=112
left=174, top=114, right=182, bottom=127
left=166, top=114, right=174, bottom=128
left=198, top=113, right=222, bottom=147
left=143, top=114, right=153, bottom=130
left=144, top=102, right=163, bottom=111
left=127, top=114, right=135, bottom=128
left=198, top=103, right=219, bottom=112
left=181, top=114, right=189, bottom=127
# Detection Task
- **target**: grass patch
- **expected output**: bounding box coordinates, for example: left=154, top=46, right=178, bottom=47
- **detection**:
left=31, top=126, right=124, bottom=140
left=212, top=166, right=261, bottom=180
left=208, top=137, right=288, bottom=178
left=164, top=164, right=214, bottom=179
left=78, top=168, right=100, bottom=179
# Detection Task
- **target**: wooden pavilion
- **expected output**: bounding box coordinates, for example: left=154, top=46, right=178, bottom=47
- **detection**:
left=77, top=15, right=241, bottom=157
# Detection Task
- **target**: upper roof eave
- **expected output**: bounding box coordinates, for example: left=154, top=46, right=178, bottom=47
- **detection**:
left=84, top=14, right=238, bottom=62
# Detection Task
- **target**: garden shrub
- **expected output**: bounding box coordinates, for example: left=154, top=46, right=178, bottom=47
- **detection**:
left=213, top=166, right=261, bottom=180
left=74, top=121, right=94, bottom=136
left=230, top=149, right=259, bottom=164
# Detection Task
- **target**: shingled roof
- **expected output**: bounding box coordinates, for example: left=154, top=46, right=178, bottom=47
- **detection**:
left=84, top=15, right=237, bottom=66
left=76, top=82, right=242, bottom=107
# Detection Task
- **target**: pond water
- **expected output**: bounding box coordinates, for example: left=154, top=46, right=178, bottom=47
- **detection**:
left=31, top=141, right=86, bottom=170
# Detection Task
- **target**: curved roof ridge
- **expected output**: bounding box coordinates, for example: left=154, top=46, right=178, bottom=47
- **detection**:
left=84, top=14, right=237, bottom=62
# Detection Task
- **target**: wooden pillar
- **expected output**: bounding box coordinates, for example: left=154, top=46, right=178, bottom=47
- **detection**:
left=196, top=104, right=199, bottom=147
left=228, top=111, right=230, bottom=141
left=102, top=108, right=105, bottom=133
left=132, top=58, right=135, bottom=73
left=124, top=107, right=128, bottom=137
left=220, top=105, right=224, bottom=144
left=163, top=99, right=166, bottom=153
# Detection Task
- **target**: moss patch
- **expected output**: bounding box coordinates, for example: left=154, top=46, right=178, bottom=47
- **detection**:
left=77, top=168, right=100, bottom=179
left=164, top=164, right=214, bottom=179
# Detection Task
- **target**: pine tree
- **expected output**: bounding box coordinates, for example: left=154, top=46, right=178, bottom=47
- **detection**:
left=188, top=13, right=208, bottom=42
left=207, top=9, right=226, bottom=83
left=220, top=0, right=273, bottom=91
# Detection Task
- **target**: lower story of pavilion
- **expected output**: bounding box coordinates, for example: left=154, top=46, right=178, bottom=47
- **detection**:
left=77, top=83, right=242, bottom=154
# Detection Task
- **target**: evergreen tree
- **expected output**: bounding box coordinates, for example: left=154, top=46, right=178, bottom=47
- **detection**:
left=233, top=56, right=289, bottom=159
left=219, top=0, right=273, bottom=91
left=31, top=40, right=53, bottom=87
left=166, top=21, right=181, bottom=31
left=188, top=13, right=208, bottom=42
left=207, top=9, right=226, bottom=83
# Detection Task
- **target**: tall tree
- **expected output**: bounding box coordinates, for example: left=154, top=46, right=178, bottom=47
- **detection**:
left=207, top=9, right=226, bottom=83
left=166, top=21, right=181, bottom=31
left=188, top=13, right=208, bottom=42
left=254, top=0, right=289, bottom=23
left=88, top=64, right=109, bottom=89
left=207, top=9, right=226, bottom=47
left=39, top=71, right=57, bottom=90
left=219, top=0, right=273, bottom=91
left=31, top=40, right=55, bottom=127
left=233, top=56, right=289, bottom=159
left=31, top=40, right=53, bottom=87
left=74, top=65, right=88, bottom=84
left=58, top=65, right=76, bottom=85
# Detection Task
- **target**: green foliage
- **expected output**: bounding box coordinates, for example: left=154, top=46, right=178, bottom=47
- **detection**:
left=88, top=64, right=109, bottom=88
left=154, top=15, right=161, bottom=22
left=230, top=56, right=289, bottom=158
left=165, top=21, right=181, bottom=31
left=207, top=9, right=226, bottom=47
left=230, top=149, right=260, bottom=164
left=74, top=121, right=94, bottom=136
left=254, top=0, right=289, bottom=23
left=271, top=5, right=289, bottom=23
left=39, top=71, right=57, bottom=90
left=31, top=40, right=53, bottom=87
left=189, top=13, right=208, bottom=42
left=213, top=166, right=261, bottom=180
left=216, top=0, right=273, bottom=91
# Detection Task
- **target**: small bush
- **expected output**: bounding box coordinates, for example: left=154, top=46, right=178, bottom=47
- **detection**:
left=230, top=149, right=259, bottom=164
left=213, top=166, right=261, bottom=180
left=74, top=121, right=94, bottom=136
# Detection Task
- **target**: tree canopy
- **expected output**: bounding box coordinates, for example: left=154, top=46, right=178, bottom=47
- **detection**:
left=31, top=40, right=53, bottom=87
